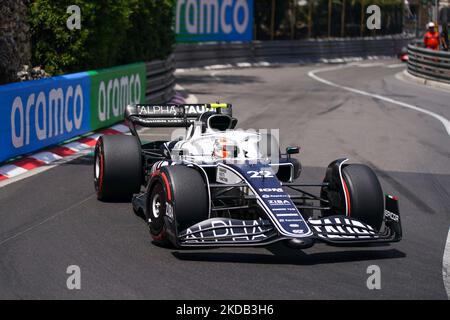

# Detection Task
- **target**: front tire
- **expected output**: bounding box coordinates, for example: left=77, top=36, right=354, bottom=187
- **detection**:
left=147, top=165, right=209, bottom=246
left=148, top=181, right=171, bottom=245
left=341, top=164, right=384, bottom=231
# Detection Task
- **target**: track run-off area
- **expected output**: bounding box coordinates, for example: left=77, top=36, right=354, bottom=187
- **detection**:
left=0, top=59, right=449, bottom=299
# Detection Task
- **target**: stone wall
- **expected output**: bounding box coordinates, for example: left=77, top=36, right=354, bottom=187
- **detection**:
left=0, top=0, right=31, bottom=85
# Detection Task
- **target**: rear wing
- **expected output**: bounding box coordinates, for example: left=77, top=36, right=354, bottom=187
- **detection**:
left=124, top=103, right=232, bottom=130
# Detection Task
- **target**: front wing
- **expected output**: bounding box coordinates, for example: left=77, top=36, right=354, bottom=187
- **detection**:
left=176, top=195, right=402, bottom=247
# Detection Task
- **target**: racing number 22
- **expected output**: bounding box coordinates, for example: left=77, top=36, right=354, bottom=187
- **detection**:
left=247, top=170, right=274, bottom=178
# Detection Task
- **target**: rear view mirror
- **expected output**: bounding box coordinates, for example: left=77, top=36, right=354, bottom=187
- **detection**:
left=286, top=146, right=300, bottom=155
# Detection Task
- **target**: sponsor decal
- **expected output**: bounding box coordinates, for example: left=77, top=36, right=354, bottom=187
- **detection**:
left=260, top=187, right=288, bottom=199
left=138, top=105, right=178, bottom=116
left=0, top=62, right=146, bottom=163
left=384, top=210, right=399, bottom=222
left=223, top=163, right=312, bottom=237
left=272, top=207, right=296, bottom=211
left=217, top=166, right=229, bottom=183
left=181, top=219, right=274, bottom=243
left=0, top=72, right=91, bottom=162
left=137, top=104, right=213, bottom=116
left=166, top=203, right=174, bottom=220
left=263, top=194, right=288, bottom=198
left=89, top=63, right=146, bottom=129
left=216, top=166, right=242, bottom=184
left=309, top=216, right=378, bottom=239
left=184, top=104, right=213, bottom=115
left=259, top=188, right=283, bottom=193
left=268, top=199, right=291, bottom=206
left=247, top=170, right=274, bottom=178
left=176, top=0, right=253, bottom=42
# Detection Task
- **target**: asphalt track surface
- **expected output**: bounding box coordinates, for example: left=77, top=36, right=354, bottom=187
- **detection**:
left=1, top=59, right=449, bottom=299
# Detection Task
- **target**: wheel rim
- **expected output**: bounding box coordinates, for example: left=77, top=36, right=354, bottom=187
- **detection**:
left=152, top=193, right=162, bottom=218
left=94, top=143, right=103, bottom=193
left=149, top=183, right=167, bottom=236
left=95, top=152, right=100, bottom=180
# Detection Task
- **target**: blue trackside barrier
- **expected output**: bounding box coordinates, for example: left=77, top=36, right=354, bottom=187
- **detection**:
left=0, top=72, right=91, bottom=162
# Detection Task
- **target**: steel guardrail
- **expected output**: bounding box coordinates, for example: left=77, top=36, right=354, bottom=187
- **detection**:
left=174, top=35, right=412, bottom=68
left=145, top=54, right=176, bottom=103
left=407, top=44, right=450, bottom=84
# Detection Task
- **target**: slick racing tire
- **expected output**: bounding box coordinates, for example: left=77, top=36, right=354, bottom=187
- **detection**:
left=94, top=135, right=142, bottom=201
left=341, top=164, right=384, bottom=231
left=148, top=165, right=208, bottom=245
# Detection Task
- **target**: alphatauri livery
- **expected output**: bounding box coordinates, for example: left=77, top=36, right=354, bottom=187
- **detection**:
left=94, top=103, right=402, bottom=249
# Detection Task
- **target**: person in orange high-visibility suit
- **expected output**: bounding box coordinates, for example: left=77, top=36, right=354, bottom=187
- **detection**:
left=424, top=22, right=440, bottom=50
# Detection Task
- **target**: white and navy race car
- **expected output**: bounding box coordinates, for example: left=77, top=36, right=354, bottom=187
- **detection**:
left=94, top=103, right=402, bottom=249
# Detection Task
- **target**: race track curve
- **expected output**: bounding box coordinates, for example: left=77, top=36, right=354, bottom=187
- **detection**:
left=1, top=59, right=449, bottom=299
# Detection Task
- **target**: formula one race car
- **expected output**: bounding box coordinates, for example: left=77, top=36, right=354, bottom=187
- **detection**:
left=94, top=103, right=402, bottom=249
left=399, top=46, right=409, bottom=62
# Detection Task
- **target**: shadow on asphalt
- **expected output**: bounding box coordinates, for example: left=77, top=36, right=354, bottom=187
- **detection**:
left=171, top=243, right=406, bottom=266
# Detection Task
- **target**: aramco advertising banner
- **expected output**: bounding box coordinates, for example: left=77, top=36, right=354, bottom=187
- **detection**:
left=0, top=63, right=146, bottom=163
left=88, top=63, right=146, bottom=129
left=176, top=0, right=254, bottom=42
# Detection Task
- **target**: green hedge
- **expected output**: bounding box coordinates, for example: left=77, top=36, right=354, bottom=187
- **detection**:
left=29, top=0, right=175, bottom=75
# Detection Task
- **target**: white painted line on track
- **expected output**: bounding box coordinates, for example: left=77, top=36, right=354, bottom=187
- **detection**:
left=308, top=65, right=450, bottom=137
left=236, top=62, right=252, bottom=68
left=356, top=62, right=384, bottom=67
left=174, top=84, right=198, bottom=104
left=386, top=63, right=406, bottom=68
left=443, top=228, right=450, bottom=299
left=210, top=71, right=221, bottom=82
left=205, top=64, right=233, bottom=70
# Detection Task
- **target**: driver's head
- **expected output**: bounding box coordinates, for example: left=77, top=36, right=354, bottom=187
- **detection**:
left=427, top=22, right=435, bottom=31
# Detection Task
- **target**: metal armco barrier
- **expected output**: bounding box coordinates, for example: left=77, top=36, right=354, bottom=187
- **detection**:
left=407, top=44, right=450, bottom=84
left=145, top=55, right=175, bottom=104
left=174, top=36, right=412, bottom=68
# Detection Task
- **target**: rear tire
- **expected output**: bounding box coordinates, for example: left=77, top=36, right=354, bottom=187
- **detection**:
left=94, top=135, right=142, bottom=201
left=341, top=164, right=384, bottom=231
